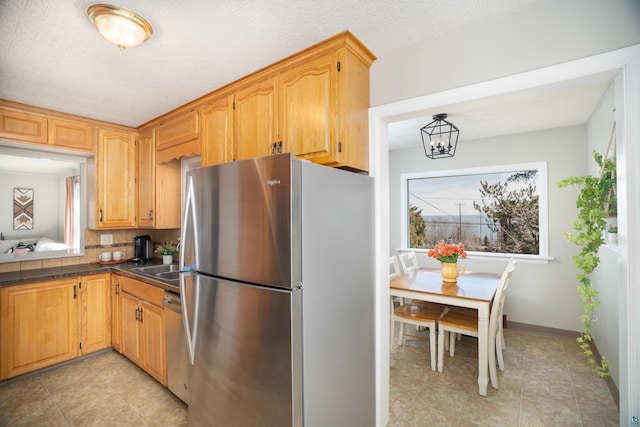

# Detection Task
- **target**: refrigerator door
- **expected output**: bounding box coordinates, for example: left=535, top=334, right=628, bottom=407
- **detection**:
left=184, top=154, right=297, bottom=289
left=187, top=274, right=302, bottom=427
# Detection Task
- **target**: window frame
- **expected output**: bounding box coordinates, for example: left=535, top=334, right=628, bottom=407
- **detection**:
left=400, top=161, right=550, bottom=261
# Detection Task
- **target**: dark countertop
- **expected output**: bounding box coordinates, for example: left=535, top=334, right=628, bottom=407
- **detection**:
left=0, top=260, right=181, bottom=293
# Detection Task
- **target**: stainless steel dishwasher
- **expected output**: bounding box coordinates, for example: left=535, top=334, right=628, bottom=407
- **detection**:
left=163, top=290, right=189, bottom=404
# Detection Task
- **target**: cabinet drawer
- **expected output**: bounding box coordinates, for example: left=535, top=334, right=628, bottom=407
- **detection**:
left=120, top=276, right=165, bottom=307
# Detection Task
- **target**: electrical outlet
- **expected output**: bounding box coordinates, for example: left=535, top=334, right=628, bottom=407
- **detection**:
left=100, top=234, right=113, bottom=245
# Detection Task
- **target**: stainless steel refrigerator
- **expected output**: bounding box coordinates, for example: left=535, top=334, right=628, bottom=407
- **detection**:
left=179, top=153, right=375, bottom=426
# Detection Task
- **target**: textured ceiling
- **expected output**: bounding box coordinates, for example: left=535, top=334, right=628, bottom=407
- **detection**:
left=1, top=0, right=611, bottom=153
left=1, top=0, right=548, bottom=125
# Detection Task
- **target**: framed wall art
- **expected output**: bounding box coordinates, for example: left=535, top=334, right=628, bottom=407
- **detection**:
left=14, top=187, right=34, bottom=230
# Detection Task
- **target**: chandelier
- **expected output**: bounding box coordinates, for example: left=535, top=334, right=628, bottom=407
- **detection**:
left=420, top=113, right=460, bottom=159
left=87, top=4, right=153, bottom=50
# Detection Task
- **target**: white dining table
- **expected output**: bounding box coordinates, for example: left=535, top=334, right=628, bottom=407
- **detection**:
left=389, top=267, right=501, bottom=396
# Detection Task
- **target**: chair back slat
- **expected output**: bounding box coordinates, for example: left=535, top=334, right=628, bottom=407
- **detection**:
left=399, top=251, right=419, bottom=274
left=489, top=258, right=516, bottom=327
left=390, top=256, right=401, bottom=280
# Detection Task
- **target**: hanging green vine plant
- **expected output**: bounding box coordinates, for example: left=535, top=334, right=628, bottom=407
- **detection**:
left=557, top=149, right=615, bottom=377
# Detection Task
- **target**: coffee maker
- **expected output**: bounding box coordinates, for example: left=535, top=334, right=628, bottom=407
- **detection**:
left=130, top=235, right=154, bottom=262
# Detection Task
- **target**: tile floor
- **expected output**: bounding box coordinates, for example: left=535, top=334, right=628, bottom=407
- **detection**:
left=389, top=324, right=619, bottom=426
left=0, top=350, right=187, bottom=426
left=0, top=326, right=619, bottom=427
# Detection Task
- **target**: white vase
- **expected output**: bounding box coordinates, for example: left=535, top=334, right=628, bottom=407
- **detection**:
left=162, top=255, right=173, bottom=265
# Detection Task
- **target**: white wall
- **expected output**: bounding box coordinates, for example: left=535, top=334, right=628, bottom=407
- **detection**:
left=371, top=0, right=640, bottom=107
left=369, top=0, right=640, bottom=417
left=585, top=83, right=620, bottom=385
left=0, top=171, right=63, bottom=244
left=389, top=125, right=588, bottom=331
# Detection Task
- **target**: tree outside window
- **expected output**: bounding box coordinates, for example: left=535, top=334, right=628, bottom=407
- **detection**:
left=401, top=163, right=548, bottom=258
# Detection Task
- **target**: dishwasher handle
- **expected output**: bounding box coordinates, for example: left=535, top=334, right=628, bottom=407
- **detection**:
left=163, top=291, right=182, bottom=313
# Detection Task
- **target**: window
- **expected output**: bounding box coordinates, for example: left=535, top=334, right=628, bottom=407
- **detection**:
left=400, top=162, right=548, bottom=259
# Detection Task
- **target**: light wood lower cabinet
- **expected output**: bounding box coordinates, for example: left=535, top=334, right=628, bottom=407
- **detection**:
left=0, top=274, right=110, bottom=380
left=79, top=274, right=112, bottom=354
left=0, top=278, right=78, bottom=380
left=111, top=275, right=123, bottom=352
left=119, top=276, right=167, bottom=386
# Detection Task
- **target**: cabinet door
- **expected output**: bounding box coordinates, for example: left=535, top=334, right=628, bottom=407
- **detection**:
left=202, top=94, right=233, bottom=167
left=278, top=52, right=338, bottom=164
left=156, top=109, right=200, bottom=151
left=234, top=76, right=278, bottom=161
left=48, top=118, right=94, bottom=152
left=111, top=275, right=122, bottom=352
left=95, top=128, right=137, bottom=228
left=121, top=292, right=142, bottom=366
left=155, top=108, right=201, bottom=164
left=140, top=300, right=167, bottom=386
left=0, top=278, right=79, bottom=380
left=138, top=128, right=155, bottom=228
left=80, top=274, right=111, bottom=354
left=0, top=107, right=47, bottom=144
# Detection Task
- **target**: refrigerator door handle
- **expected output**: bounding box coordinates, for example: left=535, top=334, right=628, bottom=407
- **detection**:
left=180, top=176, right=198, bottom=365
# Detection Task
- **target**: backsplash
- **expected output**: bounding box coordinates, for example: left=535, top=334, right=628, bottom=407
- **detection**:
left=0, top=228, right=181, bottom=273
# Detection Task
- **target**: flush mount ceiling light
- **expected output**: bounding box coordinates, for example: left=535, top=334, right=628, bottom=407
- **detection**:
left=87, top=4, right=153, bottom=50
left=420, top=113, right=460, bottom=159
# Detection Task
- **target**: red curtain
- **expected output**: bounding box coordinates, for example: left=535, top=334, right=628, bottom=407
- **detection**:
left=64, top=176, right=75, bottom=246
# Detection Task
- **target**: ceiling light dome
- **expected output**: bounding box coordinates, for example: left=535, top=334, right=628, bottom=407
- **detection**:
left=87, top=4, right=153, bottom=50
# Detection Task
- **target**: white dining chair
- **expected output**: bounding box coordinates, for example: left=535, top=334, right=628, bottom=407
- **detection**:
left=436, top=258, right=516, bottom=388
left=393, top=302, right=445, bottom=371
left=390, top=255, right=401, bottom=280
left=399, top=251, right=419, bottom=274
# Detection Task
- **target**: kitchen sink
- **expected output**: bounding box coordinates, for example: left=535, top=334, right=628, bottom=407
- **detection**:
left=132, top=264, right=181, bottom=284
left=132, top=264, right=180, bottom=275
left=155, top=271, right=180, bottom=281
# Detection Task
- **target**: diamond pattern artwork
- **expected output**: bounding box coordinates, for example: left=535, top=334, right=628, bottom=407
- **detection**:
left=13, top=187, right=33, bottom=230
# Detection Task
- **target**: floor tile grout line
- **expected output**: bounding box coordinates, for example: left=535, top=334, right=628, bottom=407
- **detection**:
left=517, top=335, right=527, bottom=427
left=36, top=374, right=71, bottom=427
left=81, top=354, right=151, bottom=426
left=566, top=353, right=585, bottom=426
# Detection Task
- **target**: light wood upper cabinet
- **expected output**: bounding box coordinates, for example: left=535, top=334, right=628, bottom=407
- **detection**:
left=92, top=128, right=137, bottom=229
left=197, top=31, right=375, bottom=171
left=138, top=127, right=181, bottom=229
left=202, top=94, right=233, bottom=167
left=234, top=76, right=279, bottom=161
left=48, top=118, right=94, bottom=152
left=0, top=107, right=47, bottom=144
left=0, top=278, right=79, bottom=380
left=155, top=108, right=201, bottom=164
left=0, top=105, right=94, bottom=152
left=79, top=274, right=111, bottom=354
left=138, top=128, right=156, bottom=228
left=278, top=51, right=337, bottom=164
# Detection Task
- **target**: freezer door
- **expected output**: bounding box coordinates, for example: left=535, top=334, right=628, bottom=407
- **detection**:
left=184, top=154, right=297, bottom=289
left=187, top=274, right=302, bottom=427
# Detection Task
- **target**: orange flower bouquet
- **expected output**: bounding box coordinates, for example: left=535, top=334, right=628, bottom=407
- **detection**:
left=427, top=241, right=467, bottom=263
